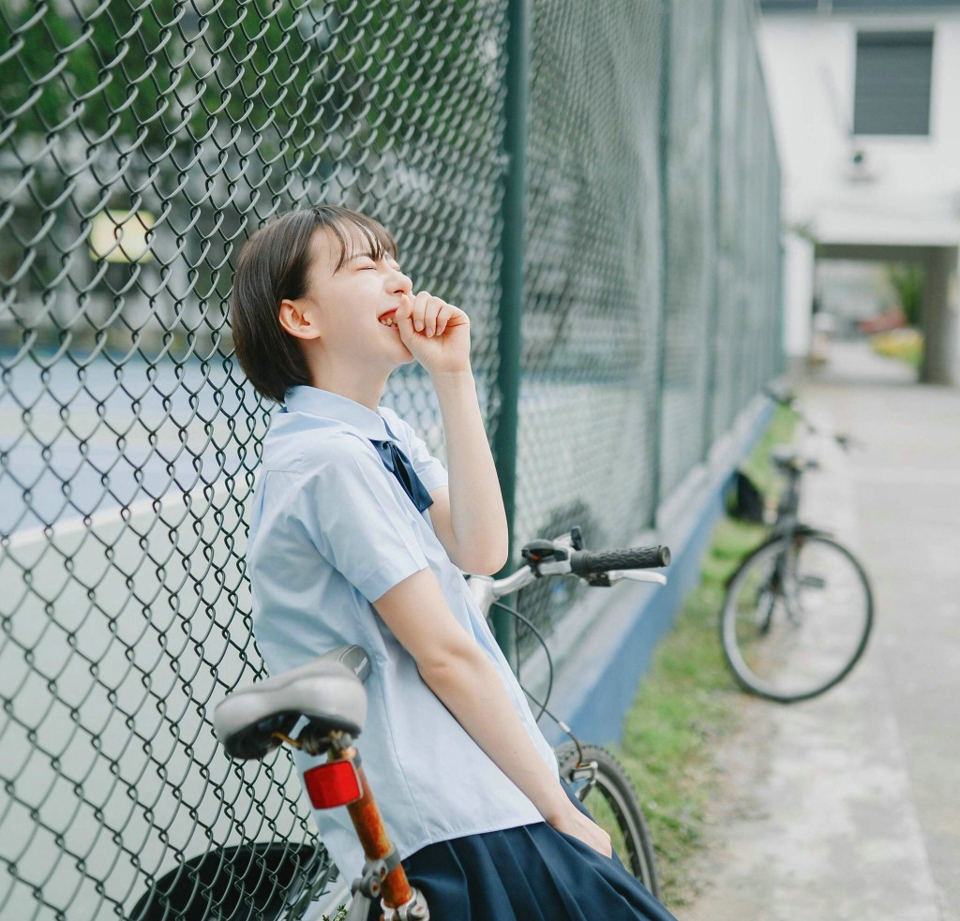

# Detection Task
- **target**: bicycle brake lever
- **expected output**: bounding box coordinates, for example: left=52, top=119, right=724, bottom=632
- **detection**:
left=609, top=571, right=668, bottom=586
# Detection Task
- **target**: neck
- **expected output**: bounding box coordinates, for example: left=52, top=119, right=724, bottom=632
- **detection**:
left=308, top=357, right=391, bottom=412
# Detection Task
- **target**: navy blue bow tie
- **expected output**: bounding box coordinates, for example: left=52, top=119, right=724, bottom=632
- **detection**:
left=370, top=439, right=434, bottom=513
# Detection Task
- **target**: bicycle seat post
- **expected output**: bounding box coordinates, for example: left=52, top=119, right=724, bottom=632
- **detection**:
left=319, top=740, right=427, bottom=920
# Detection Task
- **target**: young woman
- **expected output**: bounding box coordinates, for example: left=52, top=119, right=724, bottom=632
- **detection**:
left=230, top=205, right=678, bottom=921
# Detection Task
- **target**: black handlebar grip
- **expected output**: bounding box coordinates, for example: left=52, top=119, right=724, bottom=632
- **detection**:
left=570, top=545, right=671, bottom=575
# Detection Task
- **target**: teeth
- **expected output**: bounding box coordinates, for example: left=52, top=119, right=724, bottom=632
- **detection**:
left=380, top=315, right=397, bottom=327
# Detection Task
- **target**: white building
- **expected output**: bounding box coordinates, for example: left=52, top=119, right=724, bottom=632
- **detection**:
left=758, top=0, right=960, bottom=383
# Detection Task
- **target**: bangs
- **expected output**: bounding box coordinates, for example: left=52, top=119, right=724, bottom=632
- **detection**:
left=318, top=209, right=398, bottom=271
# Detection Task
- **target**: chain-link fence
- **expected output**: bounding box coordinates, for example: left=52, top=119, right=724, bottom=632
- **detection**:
left=0, top=1, right=782, bottom=918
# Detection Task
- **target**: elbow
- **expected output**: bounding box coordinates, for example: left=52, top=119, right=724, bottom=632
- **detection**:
left=455, top=526, right=510, bottom=575
left=458, top=543, right=509, bottom=577
left=417, top=639, right=486, bottom=690
left=481, top=545, right=510, bottom=576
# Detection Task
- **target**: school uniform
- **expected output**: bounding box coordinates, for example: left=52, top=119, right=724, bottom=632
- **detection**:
left=247, top=385, right=678, bottom=921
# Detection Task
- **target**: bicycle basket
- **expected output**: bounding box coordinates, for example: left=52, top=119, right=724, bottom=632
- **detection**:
left=726, top=470, right=766, bottom=524
left=129, top=841, right=334, bottom=921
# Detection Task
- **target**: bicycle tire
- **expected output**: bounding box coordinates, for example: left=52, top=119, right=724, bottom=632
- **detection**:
left=720, top=533, right=874, bottom=703
left=555, top=742, right=662, bottom=900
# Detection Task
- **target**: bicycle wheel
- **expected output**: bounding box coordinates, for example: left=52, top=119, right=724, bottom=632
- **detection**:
left=555, top=742, right=661, bottom=900
left=720, top=533, right=874, bottom=703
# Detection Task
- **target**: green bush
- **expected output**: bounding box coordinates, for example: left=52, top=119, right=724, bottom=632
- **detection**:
left=887, top=263, right=924, bottom=327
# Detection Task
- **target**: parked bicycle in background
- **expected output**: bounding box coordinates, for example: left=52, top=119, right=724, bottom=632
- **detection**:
left=721, top=389, right=874, bottom=703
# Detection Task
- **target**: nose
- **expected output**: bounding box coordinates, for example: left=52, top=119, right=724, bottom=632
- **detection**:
left=386, top=264, right=412, bottom=296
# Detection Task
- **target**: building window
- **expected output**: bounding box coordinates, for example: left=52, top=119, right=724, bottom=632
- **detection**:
left=854, top=31, right=933, bottom=136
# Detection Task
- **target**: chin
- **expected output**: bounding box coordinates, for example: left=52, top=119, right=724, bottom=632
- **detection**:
left=382, top=350, right=416, bottom=373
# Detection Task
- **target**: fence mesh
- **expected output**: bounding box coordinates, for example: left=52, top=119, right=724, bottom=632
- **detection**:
left=658, top=0, right=717, bottom=501
left=0, top=1, right=782, bottom=918
left=512, top=0, right=666, bottom=652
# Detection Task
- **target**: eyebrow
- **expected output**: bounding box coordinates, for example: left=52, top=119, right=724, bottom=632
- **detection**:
left=345, top=252, right=401, bottom=266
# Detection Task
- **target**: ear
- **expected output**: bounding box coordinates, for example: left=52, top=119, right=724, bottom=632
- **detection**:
left=278, top=297, right=322, bottom=342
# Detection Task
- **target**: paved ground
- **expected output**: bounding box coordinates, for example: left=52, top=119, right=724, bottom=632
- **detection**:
left=681, top=339, right=959, bottom=921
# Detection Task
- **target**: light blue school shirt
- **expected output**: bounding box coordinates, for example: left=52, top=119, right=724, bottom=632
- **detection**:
left=247, top=385, right=558, bottom=880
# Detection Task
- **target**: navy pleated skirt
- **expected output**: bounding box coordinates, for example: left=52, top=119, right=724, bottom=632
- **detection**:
left=369, top=787, right=679, bottom=921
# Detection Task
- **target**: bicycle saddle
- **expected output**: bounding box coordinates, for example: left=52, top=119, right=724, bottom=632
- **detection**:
left=214, top=645, right=371, bottom=761
left=770, top=445, right=820, bottom=472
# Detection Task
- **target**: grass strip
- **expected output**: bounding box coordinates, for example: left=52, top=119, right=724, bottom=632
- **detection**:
left=615, top=404, right=796, bottom=908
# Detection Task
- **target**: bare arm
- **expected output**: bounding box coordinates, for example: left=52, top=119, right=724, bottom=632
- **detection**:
left=390, top=291, right=609, bottom=853
left=373, top=567, right=611, bottom=856
left=428, top=371, right=508, bottom=574
left=395, top=293, right=508, bottom=575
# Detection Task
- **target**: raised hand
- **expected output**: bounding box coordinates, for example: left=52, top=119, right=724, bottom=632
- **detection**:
left=396, top=291, right=471, bottom=377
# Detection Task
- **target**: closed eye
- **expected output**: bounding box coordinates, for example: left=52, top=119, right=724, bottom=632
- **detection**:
left=350, top=255, right=401, bottom=273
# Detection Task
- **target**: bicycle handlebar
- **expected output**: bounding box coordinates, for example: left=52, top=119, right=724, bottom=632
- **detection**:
left=764, top=385, right=861, bottom=453
left=570, top=545, right=671, bottom=575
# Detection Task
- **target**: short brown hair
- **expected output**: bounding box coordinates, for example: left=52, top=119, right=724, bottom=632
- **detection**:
left=230, top=205, right=397, bottom=403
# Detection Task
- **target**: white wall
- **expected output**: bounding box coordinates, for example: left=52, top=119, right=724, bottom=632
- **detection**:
left=784, top=232, right=815, bottom=356
left=758, top=11, right=960, bottom=356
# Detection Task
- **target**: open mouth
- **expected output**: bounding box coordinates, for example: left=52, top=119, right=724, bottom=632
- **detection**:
left=378, top=310, right=399, bottom=328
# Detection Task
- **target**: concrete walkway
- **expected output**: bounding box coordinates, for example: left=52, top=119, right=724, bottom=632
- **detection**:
left=682, top=340, right=959, bottom=921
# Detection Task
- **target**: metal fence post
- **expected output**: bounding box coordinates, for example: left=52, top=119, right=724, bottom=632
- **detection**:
left=703, top=0, right=724, bottom=456
left=652, top=0, right=672, bottom=523
left=491, top=0, right=529, bottom=664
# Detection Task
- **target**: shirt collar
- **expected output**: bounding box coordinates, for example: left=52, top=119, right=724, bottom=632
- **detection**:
left=283, top=385, right=391, bottom=440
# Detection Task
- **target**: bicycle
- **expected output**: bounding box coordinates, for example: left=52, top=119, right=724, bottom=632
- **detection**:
left=211, top=533, right=672, bottom=921
left=720, top=388, right=874, bottom=703
left=468, top=527, right=668, bottom=900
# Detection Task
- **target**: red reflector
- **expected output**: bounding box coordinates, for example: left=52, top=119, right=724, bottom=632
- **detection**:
left=304, top=760, right=363, bottom=809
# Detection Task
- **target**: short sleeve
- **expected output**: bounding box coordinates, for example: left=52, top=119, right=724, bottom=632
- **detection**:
left=297, top=437, right=430, bottom=602
left=380, top=410, right=449, bottom=493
